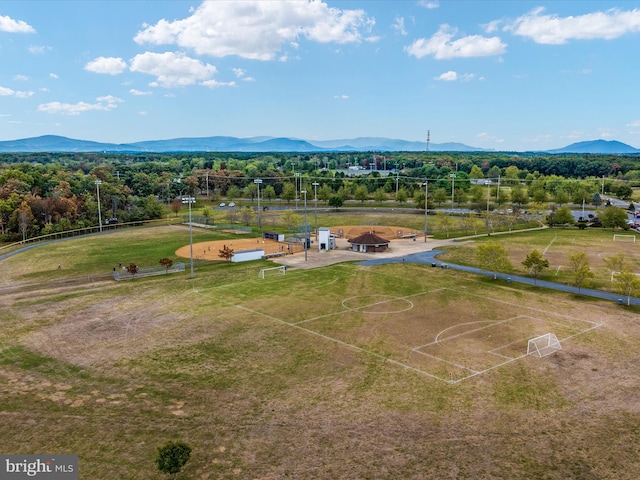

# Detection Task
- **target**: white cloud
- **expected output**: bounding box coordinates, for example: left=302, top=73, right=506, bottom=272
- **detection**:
left=14, top=90, right=34, bottom=98
left=505, top=7, right=640, bottom=44
left=418, top=0, right=439, bottom=9
left=130, top=51, right=217, bottom=87
left=28, top=45, right=52, bottom=54
left=85, top=57, right=127, bottom=75
left=405, top=24, right=506, bottom=59
left=200, top=79, right=236, bottom=88
left=232, top=68, right=255, bottom=82
left=38, top=96, right=123, bottom=115
left=392, top=17, right=407, bottom=36
left=435, top=71, right=457, bottom=81
left=129, top=88, right=152, bottom=96
left=49, top=73, right=59, bottom=79
left=13, top=74, right=29, bottom=81
left=0, top=15, right=35, bottom=33
left=334, top=94, right=349, bottom=99
left=134, top=1, right=375, bottom=61
left=0, top=86, right=34, bottom=97
left=626, top=120, right=640, bottom=128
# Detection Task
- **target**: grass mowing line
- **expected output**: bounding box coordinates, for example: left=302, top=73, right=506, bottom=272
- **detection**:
left=235, top=304, right=448, bottom=383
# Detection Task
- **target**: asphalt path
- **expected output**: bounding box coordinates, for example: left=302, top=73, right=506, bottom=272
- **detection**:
left=359, top=249, right=640, bottom=306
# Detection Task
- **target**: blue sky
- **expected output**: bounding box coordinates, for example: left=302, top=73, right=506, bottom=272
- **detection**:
left=1, top=0, right=640, bottom=151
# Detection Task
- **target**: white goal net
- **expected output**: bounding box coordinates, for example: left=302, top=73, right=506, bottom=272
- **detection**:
left=259, top=265, right=286, bottom=279
left=613, top=234, right=636, bottom=243
left=527, top=333, right=562, bottom=357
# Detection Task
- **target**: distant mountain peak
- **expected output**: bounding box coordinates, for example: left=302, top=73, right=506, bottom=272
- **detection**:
left=547, top=139, right=639, bottom=154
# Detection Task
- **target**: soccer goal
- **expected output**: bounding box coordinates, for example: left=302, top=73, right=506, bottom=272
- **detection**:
left=527, top=333, right=562, bottom=357
left=259, top=265, right=286, bottom=279
left=613, top=234, right=636, bottom=243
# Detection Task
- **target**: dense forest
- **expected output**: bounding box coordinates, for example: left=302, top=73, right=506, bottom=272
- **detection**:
left=1, top=151, right=639, bottom=242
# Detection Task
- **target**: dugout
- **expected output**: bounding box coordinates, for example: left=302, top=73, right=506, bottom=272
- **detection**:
left=263, top=231, right=285, bottom=242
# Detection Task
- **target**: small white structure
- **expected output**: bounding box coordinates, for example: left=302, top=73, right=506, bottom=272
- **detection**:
left=317, top=227, right=336, bottom=251
left=232, top=249, right=264, bottom=263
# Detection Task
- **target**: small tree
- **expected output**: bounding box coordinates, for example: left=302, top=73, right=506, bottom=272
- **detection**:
left=550, top=206, right=574, bottom=228
left=567, top=252, right=594, bottom=293
left=476, top=240, right=513, bottom=279
left=328, top=195, right=343, bottom=210
left=522, top=249, right=549, bottom=285
left=170, top=198, right=182, bottom=217
left=126, top=263, right=139, bottom=276
left=218, top=245, right=234, bottom=261
left=603, top=253, right=627, bottom=278
left=599, top=206, right=628, bottom=230
left=156, top=440, right=192, bottom=480
left=614, top=270, right=640, bottom=306
left=159, top=257, right=173, bottom=272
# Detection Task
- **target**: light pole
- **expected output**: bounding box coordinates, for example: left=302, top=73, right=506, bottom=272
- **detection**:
left=182, top=196, right=195, bottom=279
left=450, top=173, right=456, bottom=213
left=486, top=180, right=492, bottom=236
left=395, top=162, right=399, bottom=200
left=312, top=181, right=319, bottom=237
left=302, top=189, right=308, bottom=261
left=95, top=180, right=103, bottom=233
left=254, top=178, right=262, bottom=231
left=423, top=180, right=428, bottom=242
left=294, top=172, right=301, bottom=210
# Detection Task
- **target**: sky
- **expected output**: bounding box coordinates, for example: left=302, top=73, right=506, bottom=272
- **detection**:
left=1, top=0, right=640, bottom=151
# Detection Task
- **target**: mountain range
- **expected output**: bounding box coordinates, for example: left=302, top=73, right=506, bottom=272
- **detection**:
left=0, top=135, right=637, bottom=154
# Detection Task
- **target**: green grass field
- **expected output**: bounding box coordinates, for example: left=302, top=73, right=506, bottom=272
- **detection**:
left=1, top=225, right=640, bottom=479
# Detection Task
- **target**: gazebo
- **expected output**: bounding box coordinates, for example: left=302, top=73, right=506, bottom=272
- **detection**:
left=348, top=231, right=390, bottom=253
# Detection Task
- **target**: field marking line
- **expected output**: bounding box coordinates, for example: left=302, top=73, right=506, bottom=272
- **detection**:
left=294, top=289, right=443, bottom=326
left=542, top=235, right=558, bottom=255
left=442, top=287, right=602, bottom=328
left=409, top=349, right=480, bottom=374
left=236, top=305, right=449, bottom=382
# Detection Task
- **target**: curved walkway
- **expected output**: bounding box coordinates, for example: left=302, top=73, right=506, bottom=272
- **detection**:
left=359, top=249, right=640, bottom=306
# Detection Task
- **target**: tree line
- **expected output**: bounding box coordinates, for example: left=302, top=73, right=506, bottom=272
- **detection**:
left=1, top=151, right=638, bottom=242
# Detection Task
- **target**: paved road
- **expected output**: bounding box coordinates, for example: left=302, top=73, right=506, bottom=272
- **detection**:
left=359, top=249, right=640, bottom=306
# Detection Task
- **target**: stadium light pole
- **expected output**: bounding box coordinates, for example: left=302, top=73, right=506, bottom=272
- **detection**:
left=302, top=190, right=308, bottom=261
left=254, top=178, right=262, bottom=231
left=182, top=196, right=195, bottom=279
left=94, top=179, right=103, bottom=233
left=486, top=180, right=491, bottom=236
left=450, top=173, right=456, bottom=213
left=312, top=181, right=319, bottom=237
left=423, top=180, right=428, bottom=243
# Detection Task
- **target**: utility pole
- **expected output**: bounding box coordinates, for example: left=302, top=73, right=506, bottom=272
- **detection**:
left=95, top=180, right=103, bottom=233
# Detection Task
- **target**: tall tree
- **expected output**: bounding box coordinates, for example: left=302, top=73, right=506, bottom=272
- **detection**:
left=476, top=240, right=513, bottom=279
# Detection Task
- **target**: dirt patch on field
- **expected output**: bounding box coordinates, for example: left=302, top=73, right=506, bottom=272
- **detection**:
left=175, top=237, right=301, bottom=261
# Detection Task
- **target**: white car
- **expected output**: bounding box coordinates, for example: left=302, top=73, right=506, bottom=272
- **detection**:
left=228, top=202, right=235, bottom=207
left=219, top=202, right=226, bottom=207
